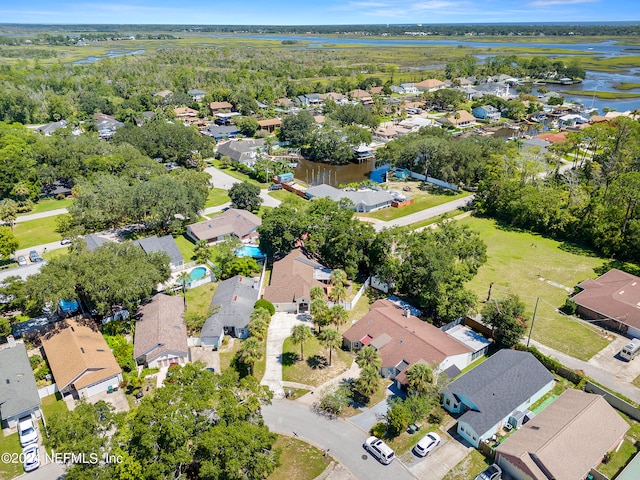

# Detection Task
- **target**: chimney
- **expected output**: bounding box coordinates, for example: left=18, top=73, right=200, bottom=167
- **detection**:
left=404, top=309, right=410, bottom=318
left=7, top=335, right=16, bottom=348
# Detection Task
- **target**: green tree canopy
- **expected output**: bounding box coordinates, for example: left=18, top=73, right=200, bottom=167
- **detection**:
left=228, top=181, right=262, bottom=213
left=482, top=294, right=528, bottom=348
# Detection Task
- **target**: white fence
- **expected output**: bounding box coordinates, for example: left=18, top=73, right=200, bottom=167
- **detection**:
left=328, top=277, right=370, bottom=310
left=38, top=383, right=58, bottom=399
left=187, top=336, right=202, bottom=347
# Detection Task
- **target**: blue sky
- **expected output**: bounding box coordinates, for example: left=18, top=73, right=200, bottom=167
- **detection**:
left=0, top=0, right=638, bottom=25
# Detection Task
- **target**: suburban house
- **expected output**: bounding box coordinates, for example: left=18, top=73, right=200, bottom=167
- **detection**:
left=94, top=113, right=124, bottom=139
left=295, top=93, right=321, bottom=106
left=318, top=92, right=348, bottom=105
left=186, top=208, right=261, bottom=245
left=495, top=389, right=629, bottom=480
left=437, top=110, right=477, bottom=128
left=472, top=105, right=502, bottom=123
left=209, top=101, right=234, bottom=114
left=153, top=89, right=173, bottom=100
left=263, top=247, right=331, bottom=313
left=571, top=269, right=640, bottom=337
left=442, top=349, right=554, bottom=448
left=216, top=138, right=265, bottom=167
left=0, top=337, right=41, bottom=429
left=133, top=294, right=189, bottom=368
left=257, top=118, right=282, bottom=133
left=391, top=83, right=419, bottom=95
left=174, top=106, right=200, bottom=121
left=187, top=89, right=206, bottom=102
left=83, top=233, right=111, bottom=252
left=343, top=299, right=487, bottom=386
left=35, top=120, right=68, bottom=136
left=348, top=89, right=373, bottom=104
left=0, top=261, right=47, bottom=284
left=42, top=319, right=123, bottom=399
left=415, top=78, right=446, bottom=92
left=134, top=234, right=184, bottom=270
left=305, top=184, right=398, bottom=213
left=205, top=124, right=239, bottom=141
left=200, top=275, right=260, bottom=348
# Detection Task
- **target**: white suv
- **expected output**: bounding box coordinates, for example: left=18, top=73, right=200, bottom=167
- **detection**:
left=18, top=416, right=38, bottom=447
left=364, top=436, right=395, bottom=465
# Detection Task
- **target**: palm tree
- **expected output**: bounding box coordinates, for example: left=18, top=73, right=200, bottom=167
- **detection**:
left=318, top=328, right=341, bottom=366
left=193, top=240, right=212, bottom=264
left=0, top=199, right=18, bottom=231
left=177, top=271, right=191, bottom=307
left=291, top=324, right=312, bottom=361
left=329, top=284, right=347, bottom=304
left=249, top=307, right=271, bottom=340
left=330, top=269, right=347, bottom=288
left=239, top=337, right=263, bottom=376
left=310, top=298, right=329, bottom=333
left=355, top=346, right=381, bottom=370
left=405, top=363, right=434, bottom=395
left=310, top=285, right=325, bottom=301
left=356, top=364, right=380, bottom=399
left=328, top=304, right=348, bottom=329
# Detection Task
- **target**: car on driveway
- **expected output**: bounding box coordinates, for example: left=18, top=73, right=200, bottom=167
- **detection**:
left=23, top=443, right=40, bottom=472
left=363, top=436, right=395, bottom=465
left=28, top=250, right=43, bottom=263
left=413, top=432, right=441, bottom=457
left=60, top=238, right=72, bottom=245
left=18, top=416, right=37, bottom=447
left=17, top=255, right=27, bottom=266
left=268, top=183, right=283, bottom=191
left=475, top=464, right=502, bottom=480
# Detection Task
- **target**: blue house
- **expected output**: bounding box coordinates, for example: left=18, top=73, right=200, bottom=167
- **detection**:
left=472, top=105, right=501, bottom=123
left=442, top=350, right=554, bottom=448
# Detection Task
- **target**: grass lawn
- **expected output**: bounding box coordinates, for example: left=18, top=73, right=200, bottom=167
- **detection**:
left=0, top=430, right=22, bottom=480
left=341, top=381, right=388, bottom=418
left=598, top=438, right=637, bottom=478
left=459, top=216, right=609, bottom=361
left=14, top=215, right=62, bottom=248
left=210, top=160, right=269, bottom=188
left=42, top=246, right=69, bottom=262
left=174, top=234, right=196, bottom=262
left=219, top=339, right=242, bottom=372
left=185, top=283, right=218, bottom=323
left=41, top=392, right=68, bottom=421
left=442, top=449, right=492, bottom=480
left=347, top=294, right=372, bottom=326
left=387, top=424, right=443, bottom=454
left=409, top=209, right=465, bottom=229
left=358, top=180, right=470, bottom=222
left=282, top=335, right=353, bottom=386
left=29, top=198, right=74, bottom=214
left=204, top=188, right=230, bottom=208
left=268, top=435, right=331, bottom=480
left=268, top=189, right=307, bottom=207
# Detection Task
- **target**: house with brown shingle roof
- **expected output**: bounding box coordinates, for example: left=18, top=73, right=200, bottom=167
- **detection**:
left=343, top=299, right=476, bottom=386
left=437, top=110, right=477, bottom=128
left=415, top=79, right=446, bottom=92
left=572, top=269, right=640, bottom=337
left=208, top=101, right=234, bottom=114
left=174, top=106, right=199, bottom=120
left=495, top=389, right=628, bottom=480
left=348, top=89, right=373, bottom=104
left=153, top=89, right=173, bottom=99
left=263, top=247, right=331, bottom=313
left=257, top=118, right=282, bottom=133
left=186, top=208, right=261, bottom=245
left=42, top=319, right=122, bottom=399
left=134, top=294, right=189, bottom=369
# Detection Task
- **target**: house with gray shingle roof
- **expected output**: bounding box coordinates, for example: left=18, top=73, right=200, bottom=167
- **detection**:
left=83, top=234, right=111, bottom=252
left=216, top=139, right=265, bottom=167
left=305, top=184, right=397, bottom=213
left=443, top=349, right=554, bottom=448
left=134, top=294, right=189, bottom=368
left=0, top=337, right=42, bottom=429
left=134, top=235, right=184, bottom=270
left=200, top=275, right=260, bottom=348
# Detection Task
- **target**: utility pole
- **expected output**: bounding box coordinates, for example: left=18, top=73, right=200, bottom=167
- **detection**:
left=527, top=297, right=540, bottom=347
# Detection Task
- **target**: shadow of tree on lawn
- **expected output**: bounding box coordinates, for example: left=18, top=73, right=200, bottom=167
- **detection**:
left=307, top=355, right=329, bottom=369
left=281, top=352, right=299, bottom=366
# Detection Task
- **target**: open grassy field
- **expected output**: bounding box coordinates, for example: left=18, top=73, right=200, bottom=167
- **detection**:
left=14, top=215, right=62, bottom=248
left=282, top=335, right=353, bottom=386
left=29, top=198, right=73, bottom=214
left=204, top=188, right=230, bottom=208
left=459, top=216, right=609, bottom=361
left=358, top=180, right=470, bottom=222
left=268, top=435, right=331, bottom=480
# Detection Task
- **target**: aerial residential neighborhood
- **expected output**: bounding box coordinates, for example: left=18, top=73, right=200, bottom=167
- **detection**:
left=1, top=13, right=640, bottom=480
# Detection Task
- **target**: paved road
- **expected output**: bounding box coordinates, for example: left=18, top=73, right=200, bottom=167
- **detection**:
left=204, top=165, right=281, bottom=209
left=15, top=208, right=68, bottom=223
left=262, top=400, right=416, bottom=480
left=529, top=338, right=640, bottom=404
left=261, top=313, right=308, bottom=398
left=373, top=195, right=475, bottom=232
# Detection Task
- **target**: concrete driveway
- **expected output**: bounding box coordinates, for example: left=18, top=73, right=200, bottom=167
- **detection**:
left=261, top=312, right=308, bottom=398
left=205, top=166, right=240, bottom=190
left=190, top=345, right=220, bottom=373
left=373, top=195, right=474, bottom=232
left=405, top=425, right=473, bottom=480
left=348, top=383, right=404, bottom=432
left=587, top=333, right=640, bottom=383
left=263, top=399, right=416, bottom=480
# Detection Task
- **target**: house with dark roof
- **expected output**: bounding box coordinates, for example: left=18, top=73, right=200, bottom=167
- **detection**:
left=495, top=389, right=628, bottom=480
left=134, top=235, right=184, bottom=270
left=205, top=124, right=239, bottom=141
left=0, top=337, right=42, bottom=428
left=35, top=120, right=68, bottom=136
left=442, top=349, right=554, bottom=448
left=263, top=247, right=331, bottom=313
left=41, top=319, right=122, bottom=399
left=200, top=275, right=260, bottom=348
left=83, top=234, right=111, bottom=252
left=343, top=299, right=485, bottom=386
left=186, top=208, right=261, bottom=245
left=305, top=184, right=397, bottom=213
left=187, top=89, right=206, bottom=102
left=571, top=269, right=640, bottom=337
left=134, top=294, right=189, bottom=368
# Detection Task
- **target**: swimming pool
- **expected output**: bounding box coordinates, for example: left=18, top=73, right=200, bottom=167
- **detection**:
left=189, top=267, right=208, bottom=281
left=235, top=245, right=266, bottom=258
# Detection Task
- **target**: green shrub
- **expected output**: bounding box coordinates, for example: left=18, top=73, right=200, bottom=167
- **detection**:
left=254, top=299, right=275, bottom=316
left=428, top=407, right=445, bottom=425
left=370, top=422, right=387, bottom=438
